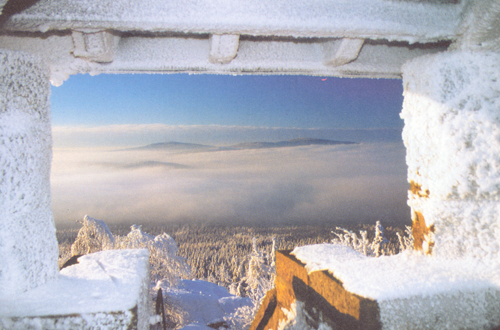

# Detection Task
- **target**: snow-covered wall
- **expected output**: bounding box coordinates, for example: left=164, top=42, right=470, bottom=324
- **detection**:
left=401, top=51, right=500, bottom=259
left=0, top=50, right=59, bottom=296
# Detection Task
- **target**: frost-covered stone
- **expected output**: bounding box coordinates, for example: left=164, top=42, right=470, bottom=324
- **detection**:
left=0, top=50, right=58, bottom=296
left=402, top=51, right=500, bottom=201
left=292, top=244, right=500, bottom=330
left=401, top=51, right=500, bottom=258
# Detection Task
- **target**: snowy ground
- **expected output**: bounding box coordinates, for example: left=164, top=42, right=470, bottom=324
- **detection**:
left=158, top=279, right=251, bottom=329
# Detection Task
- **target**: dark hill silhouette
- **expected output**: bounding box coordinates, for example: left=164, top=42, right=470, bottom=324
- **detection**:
left=127, top=138, right=358, bottom=153
left=122, top=161, right=191, bottom=169
left=130, top=141, right=214, bottom=151
left=221, top=138, right=357, bottom=150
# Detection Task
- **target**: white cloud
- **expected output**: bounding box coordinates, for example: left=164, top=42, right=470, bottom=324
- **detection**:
left=51, top=142, right=410, bottom=227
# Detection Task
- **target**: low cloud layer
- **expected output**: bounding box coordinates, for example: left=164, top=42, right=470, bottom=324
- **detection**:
left=51, top=142, right=411, bottom=228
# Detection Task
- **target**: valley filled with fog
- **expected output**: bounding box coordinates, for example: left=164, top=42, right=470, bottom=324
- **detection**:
left=51, top=139, right=410, bottom=228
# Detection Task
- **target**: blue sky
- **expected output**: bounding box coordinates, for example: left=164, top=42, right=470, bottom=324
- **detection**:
left=51, top=74, right=404, bottom=134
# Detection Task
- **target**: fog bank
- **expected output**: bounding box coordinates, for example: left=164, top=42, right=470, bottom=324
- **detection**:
left=51, top=142, right=410, bottom=227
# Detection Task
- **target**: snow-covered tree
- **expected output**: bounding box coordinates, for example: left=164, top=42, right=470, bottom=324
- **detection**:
left=229, top=237, right=276, bottom=329
left=371, top=221, right=389, bottom=257
left=397, top=225, right=414, bottom=252
left=332, top=221, right=390, bottom=257
left=70, top=215, right=114, bottom=255
left=70, top=216, right=190, bottom=287
left=331, top=227, right=370, bottom=256
left=115, top=224, right=191, bottom=286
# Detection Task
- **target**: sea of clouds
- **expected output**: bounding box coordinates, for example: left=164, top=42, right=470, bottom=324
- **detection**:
left=51, top=129, right=410, bottom=227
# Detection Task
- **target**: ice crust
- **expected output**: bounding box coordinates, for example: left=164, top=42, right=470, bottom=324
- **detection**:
left=401, top=51, right=500, bottom=259
left=292, top=244, right=500, bottom=329
left=0, top=50, right=59, bottom=296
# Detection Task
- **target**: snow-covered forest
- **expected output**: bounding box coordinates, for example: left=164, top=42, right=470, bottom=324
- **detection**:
left=56, top=217, right=408, bottom=329
left=57, top=220, right=406, bottom=287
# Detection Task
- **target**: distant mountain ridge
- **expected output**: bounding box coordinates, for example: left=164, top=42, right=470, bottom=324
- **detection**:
left=220, top=138, right=357, bottom=150
left=130, top=138, right=358, bottom=152
left=130, top=141, right=214, bottom=151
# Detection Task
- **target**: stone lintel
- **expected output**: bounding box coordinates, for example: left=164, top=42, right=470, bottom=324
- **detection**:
left=1, top=0, right=461, bottom=44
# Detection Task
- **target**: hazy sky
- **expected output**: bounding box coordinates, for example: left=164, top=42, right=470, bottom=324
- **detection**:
left=50, top=74, right=410, bottom=228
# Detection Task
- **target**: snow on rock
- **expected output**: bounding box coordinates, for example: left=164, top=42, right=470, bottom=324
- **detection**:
left=292, top=244, right=500, bottom=301
left=0, top=249, right=150, bottom=329
left=0, top=49, right=59, bottom=297
left=158, top=279, right=251, bottom=329
left=292, top=244, right=500, bottom=329
left=401, top=51, right=500, bottom=259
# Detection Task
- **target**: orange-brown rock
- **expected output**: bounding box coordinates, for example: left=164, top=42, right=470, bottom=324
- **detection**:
left=251, top=250, right=381, bottom=330
left=249, top=288, right=281, bottom=330
left=410, top=181, right=429, bottom=198
left=411, top=210, right=434, bottom=253
left=409, top=181, right=434, bottom=253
